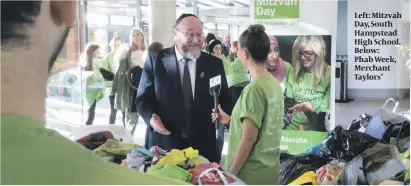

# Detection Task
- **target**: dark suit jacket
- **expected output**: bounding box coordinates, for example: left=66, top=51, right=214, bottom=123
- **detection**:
left=136, top=46, right=233, bottom=163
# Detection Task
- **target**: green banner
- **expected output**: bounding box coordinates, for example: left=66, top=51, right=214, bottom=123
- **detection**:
left=280, top=130, right=328, bottom=154
left=253, top=0, right=300, bottom=19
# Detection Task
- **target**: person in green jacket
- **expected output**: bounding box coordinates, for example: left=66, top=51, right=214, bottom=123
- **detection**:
left=286, top=35, right=331, bottom=131
left=267, top=36, right=293, bottom=93
left=112, top=27, right=147, bottom=136
left=212, top=24, right=283, bottom=185
left=101, top=36, right=124, bottom=125
left=82, top=43, right=105, bottom=125
left=228, top=41, right=249, bottom=104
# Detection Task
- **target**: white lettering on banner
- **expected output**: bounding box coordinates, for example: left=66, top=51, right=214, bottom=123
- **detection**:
left=255, top=0, right=298, bottom=18
left=280, top=136, right=309, bottom=144
left=256, top=0, right=298, bottom=6
left=347, top=0, right=405, bottom=89
left=280, top=145, right=289, bottom=151
left=256, top=7, right=276, bottom=17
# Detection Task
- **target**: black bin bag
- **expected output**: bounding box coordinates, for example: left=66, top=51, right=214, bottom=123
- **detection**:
left=381, top=121, right=410, bottom=153
left=280, top=153, right=328, bottom=185
left=347, top=114, right=373, bottom=131
left=319, top=126, right=378, bottom=162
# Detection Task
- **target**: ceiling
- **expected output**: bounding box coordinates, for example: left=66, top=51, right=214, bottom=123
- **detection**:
left=86, top=0, right=251, bottom=20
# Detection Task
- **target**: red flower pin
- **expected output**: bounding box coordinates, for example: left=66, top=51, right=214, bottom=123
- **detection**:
left=200, top=72, right=204, bottom=78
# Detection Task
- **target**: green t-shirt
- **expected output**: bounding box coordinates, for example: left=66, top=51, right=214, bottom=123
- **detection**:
left=285, top=64, right=331, bottom=131
left=279, top=62, right=293, bottom=93
left=217, top=55, right=233, bottom=76
left=230, top=58, right=249, bottom=87
left=225, top=74, right=283, bottom=185
left=1, top=113, right=190, bottom=185
left=101, top=52, right=116, bottom=73
left=101, top=52, right=116, bottom=95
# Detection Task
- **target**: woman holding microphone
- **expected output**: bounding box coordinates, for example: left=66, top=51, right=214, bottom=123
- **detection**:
left=212, top=25, right=283, bottom=185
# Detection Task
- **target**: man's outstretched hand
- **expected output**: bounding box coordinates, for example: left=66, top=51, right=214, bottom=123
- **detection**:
left=150, top=114, right=171, bottom=135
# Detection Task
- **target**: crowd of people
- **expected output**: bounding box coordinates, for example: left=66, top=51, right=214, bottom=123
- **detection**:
left=2, top=1, right=330, bottom=184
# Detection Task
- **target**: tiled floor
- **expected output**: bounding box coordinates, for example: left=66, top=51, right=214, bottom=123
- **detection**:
left=335, top=99, right=410, bottom=128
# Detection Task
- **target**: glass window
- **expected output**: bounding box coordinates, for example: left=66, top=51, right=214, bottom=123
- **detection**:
left=57, top=44, right=67, bottom=59
left=205, top=22, right=216, bottom=30
left=110, top=15, right=134, bottom=26
left=217, top=23, right=229, bottom=31
left=87, top=13, right=108, bottom=26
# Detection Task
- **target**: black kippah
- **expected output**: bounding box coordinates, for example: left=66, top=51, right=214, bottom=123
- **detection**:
left=174, top=13, right=198, bottom=29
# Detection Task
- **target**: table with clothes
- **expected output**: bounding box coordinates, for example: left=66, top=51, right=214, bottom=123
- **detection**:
left=76, top=131, right=246, bottom=185
left=279, top=99, right=410, bottom=185
left=74, top=98, right=410, bottom=185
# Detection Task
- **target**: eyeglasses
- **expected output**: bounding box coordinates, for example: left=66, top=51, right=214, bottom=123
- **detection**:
left=176, top=29, right=204, bottom=38
left=300, top=51, right=314, bottom=58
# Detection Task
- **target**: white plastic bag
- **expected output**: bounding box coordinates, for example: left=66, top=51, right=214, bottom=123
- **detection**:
left=365, top=98, right=408, bottom=139
left=198, top=168, right=246, bottom=185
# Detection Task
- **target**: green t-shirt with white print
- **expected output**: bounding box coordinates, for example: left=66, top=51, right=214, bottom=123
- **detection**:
left=285, top=64, right=331, bottom=131
left=225, top=74, right=283, bottom=185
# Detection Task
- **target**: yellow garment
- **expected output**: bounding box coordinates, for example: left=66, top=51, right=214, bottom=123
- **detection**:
left=182, top=147, right=199, bottom=158
left=93, top=139, right=139, bottom=157
left=153, top=149, right=187, bottom=169
left=288, top=171, right=318, bottom=185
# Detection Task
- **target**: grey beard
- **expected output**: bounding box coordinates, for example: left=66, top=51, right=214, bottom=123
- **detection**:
left=185, top=50, right=201, bottom=60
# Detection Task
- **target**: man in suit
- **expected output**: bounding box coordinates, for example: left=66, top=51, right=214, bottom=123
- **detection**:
left=136, top=14, right=233, bottom=163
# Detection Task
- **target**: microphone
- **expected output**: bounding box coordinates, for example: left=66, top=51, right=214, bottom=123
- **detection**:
left=210, top=75, right=222, bottom=131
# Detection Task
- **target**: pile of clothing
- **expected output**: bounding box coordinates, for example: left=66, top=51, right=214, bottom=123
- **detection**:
left=121, top=146, right=245, bottom=185
left=76, top=131, right=139, bottom=164
left=280, top=105, right=410, bottom=185
left=76, top=132, right=245, bottom=185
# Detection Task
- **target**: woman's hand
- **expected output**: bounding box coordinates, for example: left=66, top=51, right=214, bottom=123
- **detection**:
left=289, top=101, right=315, bottom=115
left=211, top=104, right=230, bottom=124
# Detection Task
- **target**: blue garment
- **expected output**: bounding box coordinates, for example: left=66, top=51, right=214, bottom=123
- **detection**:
left=306, top=143, right=321, bottom=156
left=365, top=110, right=388, bottom=140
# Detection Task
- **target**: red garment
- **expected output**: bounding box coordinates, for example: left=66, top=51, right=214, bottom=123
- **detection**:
left=188, top=163, right=235, bottom=185
left=76, top=131, right=114, bottom=150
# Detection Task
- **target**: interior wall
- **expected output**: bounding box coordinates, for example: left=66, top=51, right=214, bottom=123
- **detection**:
left=344, top=0, right=405, bottom=100
left=336, top=0, right=347, bottom=56
left=400, top=0, right=410, bottom=22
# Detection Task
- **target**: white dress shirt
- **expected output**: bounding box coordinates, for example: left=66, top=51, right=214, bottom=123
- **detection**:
left=175, top=46, right=197, bottom=99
